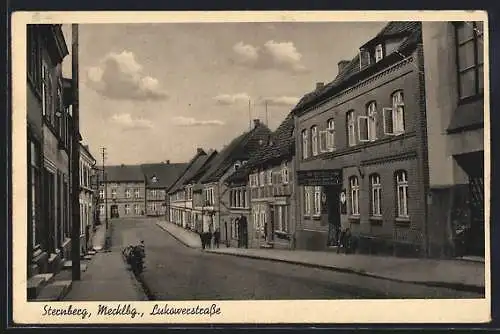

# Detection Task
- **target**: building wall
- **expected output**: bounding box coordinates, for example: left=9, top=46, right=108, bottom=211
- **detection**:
left=295, top=49, right=428, bottom=256
left=99, top=181, right=145, bottom=219
left=145, top=187, right=167, bottom=216
left=79, top=147, right=95, bottom=253
left=422, top=21, right=485, bottom=257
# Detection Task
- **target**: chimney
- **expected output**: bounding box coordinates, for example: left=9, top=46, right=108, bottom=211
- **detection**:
left=165, top=160, right=170, bottom=164
left=197, top=148, right=204, bottom=154
left=338, top=60, right=350, bottom=74
left=253, top=119, right=261, bottom=128
left=316, top=82, right=324, bottom=90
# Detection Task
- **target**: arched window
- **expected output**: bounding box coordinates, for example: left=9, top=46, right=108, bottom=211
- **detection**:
left=392, top=91, right=405, bottom=135
left=346, top=110, right=356, bottom=147
left=301, top=129, right=309, bottom=159
left=349, top=176, right=360, bottom=215
left=370, top=173, right=382, bottom=217
left=395, top=170, right=409, bottom=218
left=327, top=119, right=335, bottom=151
left=311, top=126, right=318, bottom=156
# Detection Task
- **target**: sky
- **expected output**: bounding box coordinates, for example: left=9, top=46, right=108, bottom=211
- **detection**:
left=61, top=21, right=388, bottom=165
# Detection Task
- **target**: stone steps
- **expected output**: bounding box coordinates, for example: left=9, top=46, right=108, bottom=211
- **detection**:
left=35, top=280, right=73, bottom=302
left=27, top=273, right=54, bottom=300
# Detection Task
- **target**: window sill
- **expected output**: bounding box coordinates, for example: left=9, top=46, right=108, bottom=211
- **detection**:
left=348, top=215, right=361, bottom=223
left=369, top=216, right=383, bottom=225
left=395, top=217, right=411, bottom=226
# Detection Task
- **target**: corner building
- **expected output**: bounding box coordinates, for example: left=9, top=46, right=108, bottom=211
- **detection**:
left=293, top=22, right=430, bottom=257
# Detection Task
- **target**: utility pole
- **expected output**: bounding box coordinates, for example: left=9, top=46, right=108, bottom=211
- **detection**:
left=248, top=99, right=252, bottom=131
left=101, top=147, right=108, bottom=229
left=265, top=100, right=269, bottom=126
left=71, top=23, right=81, bottom=281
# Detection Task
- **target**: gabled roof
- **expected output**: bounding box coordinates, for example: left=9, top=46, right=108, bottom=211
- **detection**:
left=141, top=162, right=189, bottom=190
left=199, top=122, right=272, bottom=184
left=104, top=165, right=144, bottom=182
left=293, top=21, right=421, bottom=114
left=169, top=150, right=218, bottom=193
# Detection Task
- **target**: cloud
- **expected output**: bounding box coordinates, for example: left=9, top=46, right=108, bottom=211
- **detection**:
left=231, top=40, right=307, bottom=73
left=172, top=116, right=225, bottom=127
left=110, top=113, right=154, bottom=130
left=85, top=50, right=168, bottom=101
left=213, top=93, right=251, bottom=105
left=262, top=96, right=301, bottom=107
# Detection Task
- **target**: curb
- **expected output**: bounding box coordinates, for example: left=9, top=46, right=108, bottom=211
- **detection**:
left=120, top=252, right=152, bottom=301
left=205, top=251, right=485, bottom=294
left=155, top=222, right=201, bottom=249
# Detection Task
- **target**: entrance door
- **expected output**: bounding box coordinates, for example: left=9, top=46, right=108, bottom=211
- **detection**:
left=110, top=205, right=119, bottom=218
left=326, top=186, right=341, bottom=246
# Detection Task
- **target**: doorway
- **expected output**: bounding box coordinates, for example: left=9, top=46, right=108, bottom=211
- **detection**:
left=110, top=204, right=119, bottom=218
left=325, top=186, right=341, bottom=246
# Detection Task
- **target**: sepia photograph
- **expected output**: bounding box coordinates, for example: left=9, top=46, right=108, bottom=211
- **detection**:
left=12, top=10, right=489, bottom=324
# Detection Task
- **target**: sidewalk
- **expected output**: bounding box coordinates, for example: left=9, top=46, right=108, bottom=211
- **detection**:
left=156, top=220, right=203, bottom=248
left=156, top=221, right=485, bottom=293
left=62, top=223, right=148, bottom=301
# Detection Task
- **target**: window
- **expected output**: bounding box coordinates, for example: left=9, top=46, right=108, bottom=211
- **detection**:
left=396, top=170, right=409, bottom=218
left=125, top=204, right=130, bottom=215
left=28, top=138, right=41, bottom=247
left=326, top=119, right=335, bottom=151
left=313, top=186, right=322, bottom=216
left=375, top=44, right=384, bottom=62
left=267, top=170, right=273, bottom=185
left=455, top=21, right=484, bottom=99
left=311, top=126, right=318, bottom=156
left=41, top=61, right=49, bottom=118
left=151, top=190, right=157, bottom=198
left=125, top=188, right=131, bottom=198
left=99, top=204, right=105, bottom=215
left=282, top=163, right=289, bottom=184
left=347, top=110, right=356, bottom=146
left=134, top=204, right=140, bottom=215
left=349, top=176, right=360, bottom=216
left=250, top=174, right=258, bottom=188
left=134, top=188, right=140, bottom=198
left=277, top=206, right=289, bottom=232
left=384, top=91, right=405, bottom=136
left=259, top=172, right=265, bottom=187
left=99, top=189, right=104, bottom=199
left=370, top=174, right=382, bottom=217
left=111, top=188, right=117, bottom=199
left=205, top=188, right=215, bottom=205
left=301, top=129, right=309, bottom=159
left=304, top=187, right=312, bottom=215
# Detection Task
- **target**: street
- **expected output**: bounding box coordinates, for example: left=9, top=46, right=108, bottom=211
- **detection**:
left=112, top=218, right=482, bottom=300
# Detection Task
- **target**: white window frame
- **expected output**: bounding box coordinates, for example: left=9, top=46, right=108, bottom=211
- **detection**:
left=396, top=171, right=409, bottom=218
left=311, top=126, right=318, bottom=156
left=326, top=119, right=335, bottom=151
left=267, top=170, right=273, bottom=185
left=313, top=186, right=322, bottom=216
left=125, top=188, right=131, bottom=198
left=302, top=129, right=309, bottom=159
left=350, top=176, right=360, bottom=216
left=304, top=187, right=312, bottom=215
left=134, top=188, right=140, bottom=198
left=111, top=188, right=117, bottom=199
left=282, top=164, right=289, bottom=184
left=383, top=107, right=395, bottom=135
left=347, top=111, right=356, bottom=147
left=99, top=189, right=104, bottom=199
left=134, top=204, right=140, bottom=215
left=125, top=204, right=130, bottom=215
left=375, top=44, right=384, bottom=62
left=358, top=115, right=369, bottom=143
left=370, top=174, right=382, bottom=217
left=367, top=101, right=377, bottom=141
left=392, top=91, right=405, bottom=135
left=259, top=171, right=265, bottom=187
left=99, top=204, right=105, bottom=215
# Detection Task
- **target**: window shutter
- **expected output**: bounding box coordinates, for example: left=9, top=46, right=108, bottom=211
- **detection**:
left=319, top=130, right=327, bottom=152
left=358, top=116, right=369, bottom=142
left=383, top=108, right=394, bottom=135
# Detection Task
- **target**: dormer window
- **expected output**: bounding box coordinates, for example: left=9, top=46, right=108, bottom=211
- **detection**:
left=375, top=44, right=384, bottom=62
left=234, top=162, right=241, bottom=170
left=151, top=176, right=158, bottom=183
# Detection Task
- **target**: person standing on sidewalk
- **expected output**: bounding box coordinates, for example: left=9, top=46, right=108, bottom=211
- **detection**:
left=213, top=227, right=220, bottom=248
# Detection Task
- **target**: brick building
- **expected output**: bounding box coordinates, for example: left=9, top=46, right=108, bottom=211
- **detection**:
left=293, top=22, right=429, bottom=256
left=422, top=21, right=485, bottom=258
left=27, top=24, right=74, bottom=281
left=195, top=120, right=272, bottom=242
left=98, top=165, right=145, bottom=219
left=232, top=112, right=297, bottom=249
left=142, top=161, right=188, bottom=217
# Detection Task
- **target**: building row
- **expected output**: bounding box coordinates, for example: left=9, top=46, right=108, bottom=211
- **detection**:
left=166, top=21, right=485, bottom=259
left=26, top=24, right=99, bottom=290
